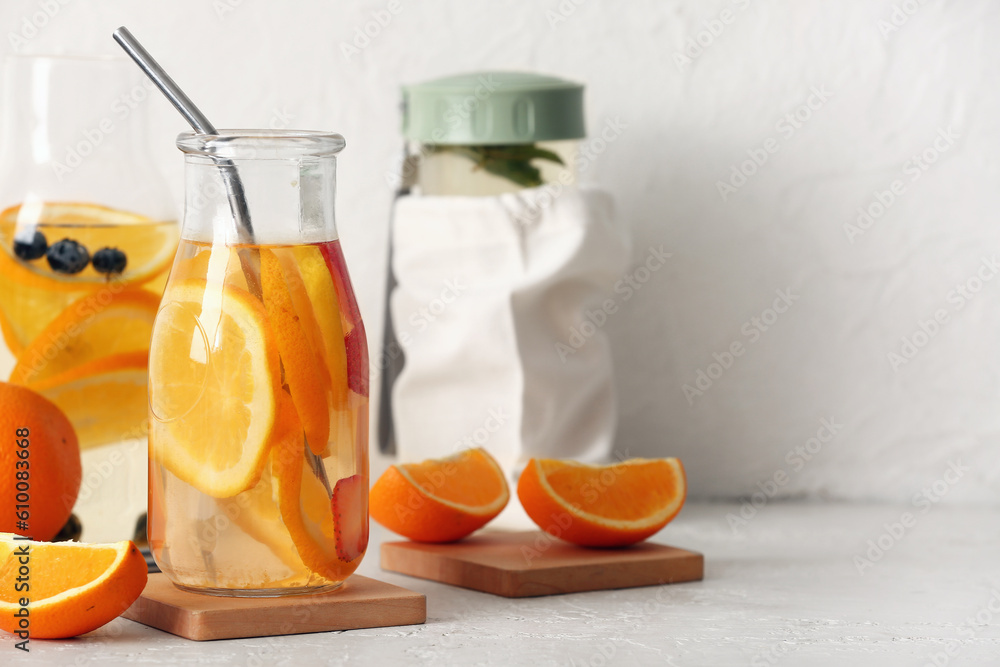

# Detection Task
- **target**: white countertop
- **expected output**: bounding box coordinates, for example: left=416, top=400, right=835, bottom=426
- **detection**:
left=7, top=503, right=1000, bottom=666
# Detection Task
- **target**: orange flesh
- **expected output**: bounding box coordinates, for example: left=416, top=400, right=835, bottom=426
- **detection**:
left=0, top=545, right=115, bottom=602
left=539, top=459, right=684, bottom=521
left=403, top=451, right=506, bottom=507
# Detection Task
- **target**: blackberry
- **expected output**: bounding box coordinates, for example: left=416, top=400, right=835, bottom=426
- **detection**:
left=92, top=247, right=128, bottom=275
left=13, top=230, right=48, bottom=261
left=46, top=238, right=90, bottom=274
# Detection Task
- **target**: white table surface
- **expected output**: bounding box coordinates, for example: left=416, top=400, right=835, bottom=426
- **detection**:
left=6, top=502, right=1000, bottom=666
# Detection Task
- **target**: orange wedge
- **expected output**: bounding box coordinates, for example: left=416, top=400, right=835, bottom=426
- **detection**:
left=0, top=533, right=147, bottom=639
left=32, top=351, right=148, bottom=451
left=0, top=202, right=176, bottom=292
left=148, top=279, right=280, bottom=498
left=9, top=288, right=160, bottom=387
left=260, top=248, right=331, bottom=457
left=370, top=448, right=509, bottom=543
left=517, top=457, right=687, bottom=547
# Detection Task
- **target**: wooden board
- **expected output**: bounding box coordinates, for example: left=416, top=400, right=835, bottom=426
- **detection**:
left=123, top=573, right=426, bottom=641
left=381, top=530, right=703, bottom=598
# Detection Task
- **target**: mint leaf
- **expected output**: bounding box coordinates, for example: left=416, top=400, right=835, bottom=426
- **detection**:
left=429, top=144, right=565, bottom=188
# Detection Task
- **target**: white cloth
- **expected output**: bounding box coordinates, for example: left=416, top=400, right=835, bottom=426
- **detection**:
left=390, top=186, right=630, bottom=526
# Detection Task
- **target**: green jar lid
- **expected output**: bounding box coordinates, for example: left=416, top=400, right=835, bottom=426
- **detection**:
left=402, top=71, right=585, bottom=145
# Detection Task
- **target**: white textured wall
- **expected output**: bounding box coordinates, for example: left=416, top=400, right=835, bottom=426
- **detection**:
left=4, top=0, right=998, bottom=504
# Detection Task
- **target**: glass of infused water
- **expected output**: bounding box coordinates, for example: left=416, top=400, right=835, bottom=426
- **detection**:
left=147, top=130, right=369, bottom=596
left=0, top=55, right=177, bottom=543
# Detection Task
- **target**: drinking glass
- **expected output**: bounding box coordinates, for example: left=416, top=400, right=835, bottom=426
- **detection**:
left=0, top=55, right=177, bottom=543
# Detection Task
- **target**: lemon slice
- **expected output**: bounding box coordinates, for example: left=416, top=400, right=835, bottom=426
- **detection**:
left=149, top=279, right=280, bottom=498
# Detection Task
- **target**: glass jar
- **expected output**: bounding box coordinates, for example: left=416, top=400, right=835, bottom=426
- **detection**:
left=400, top=71, right=585, bottom=196
left=378, top=71, right=586, bottom=457
left=0, top=55, right=177, bottom=543
left=148, top=130, right=369, bottom=597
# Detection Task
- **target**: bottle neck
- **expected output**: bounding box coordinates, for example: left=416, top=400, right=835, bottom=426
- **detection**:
left=181, top=155, right=339, bottom=246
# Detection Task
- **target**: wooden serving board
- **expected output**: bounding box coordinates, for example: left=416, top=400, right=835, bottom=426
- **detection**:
left=381, top=530, right=703, bottom=598
left=123, top=573, right=426, bottom=641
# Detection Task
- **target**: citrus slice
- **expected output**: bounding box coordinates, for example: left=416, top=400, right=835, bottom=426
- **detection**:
left=269, top=395, right=349, bottom=580
left=214, top=465, right=305, bottom=573
left=0, top=202, right=177, bottom=292
left=148, top=279, right=280, bottom=498
left=8, top=288, right=160, bottom=387
left=31, top=351, right=148, bottom=451
left=292, top=245, right=348, bottom=405
left=0, top=267, right=77, bottom=357
left=370, top=448, right=509, bottom=543
left=517, top=457, right=687, bottom=547
left=260, top=248, right=331, bottom=456
left=0, top=533, right=147, bottom=639
left=292, top=244, right=354, bottom=462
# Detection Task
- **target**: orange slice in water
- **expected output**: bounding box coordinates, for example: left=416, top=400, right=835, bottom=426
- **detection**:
left=148, top=279, right=280, bottom=498
left=292, top=244, right=354, bottom=463
left=260, top=248, right=331, bottom=456
left=269, top=395, right=350, bottom=581
left=8, top=288, right=160, bottom=387
left=0, top=533, right=147, bottom=639
left=213, top=464, right=305, bottom=574
left=517, top=457, right=687, bottom=547
left=0, top=202, right=176, bottom=292
left=0, top=267, right=76, bottom=357
left=370, top=448, right=509, bottom=543
left=32, top=351, right=149, bottom=451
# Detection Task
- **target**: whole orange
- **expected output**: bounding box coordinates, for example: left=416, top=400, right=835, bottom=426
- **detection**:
left=0, top=382, right=81, bottom=541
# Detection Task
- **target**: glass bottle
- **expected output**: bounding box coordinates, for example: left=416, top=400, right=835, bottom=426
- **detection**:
left=148, top=130, right=369, bottom=596
left=0, top=55, right=177, bottom=543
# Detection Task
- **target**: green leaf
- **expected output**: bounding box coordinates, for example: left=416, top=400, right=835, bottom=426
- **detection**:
left=429, top=143, right=565, bottom=188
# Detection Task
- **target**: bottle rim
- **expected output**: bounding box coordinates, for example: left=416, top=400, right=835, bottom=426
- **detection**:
left=176, top=129, right=346, bottom=159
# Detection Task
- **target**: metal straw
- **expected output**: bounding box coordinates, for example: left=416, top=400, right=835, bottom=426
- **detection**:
left=113, top=26, right=334, bottom=504
left=111, top=29, right=337, bottom=586
left=112, top=26, right=254, bottom=243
